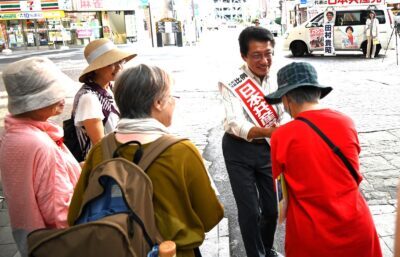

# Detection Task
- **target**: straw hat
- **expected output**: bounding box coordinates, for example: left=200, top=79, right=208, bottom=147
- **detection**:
left=79, top=39, right=137, bottom=83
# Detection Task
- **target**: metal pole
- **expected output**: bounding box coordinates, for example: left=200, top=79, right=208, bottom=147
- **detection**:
left=192, top=0, right=198, bottom=42
left=396, top=27, right=398, bottom=66
left=149, top=2, right=154, bottom=47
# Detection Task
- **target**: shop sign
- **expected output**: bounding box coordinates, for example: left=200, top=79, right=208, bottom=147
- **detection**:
left=73, top=0, right=134, bottom=10
left=327, top=0, right=385, bottom=5
left=0, top=10, right=64, bottom=20
left=58, top=0, right=73, bottom=10
left=76, top=28, right=92, bottom=38
left=20, top=0, right=42, bottom=11
left=0, top=0, right=59, bottom=12
left=139, top=0, right=148, bottom=7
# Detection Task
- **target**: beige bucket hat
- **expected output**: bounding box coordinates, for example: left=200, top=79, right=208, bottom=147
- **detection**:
left=79, top=39, right=137, bottom=83
left=3, top=57, right=73, bottom=115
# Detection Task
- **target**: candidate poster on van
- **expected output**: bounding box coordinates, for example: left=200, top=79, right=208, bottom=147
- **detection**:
left=324, top=10, right=336, bottom=56
left=339, top=26, right=361, bottom=49
left=310, top=27, right=324, bottom=50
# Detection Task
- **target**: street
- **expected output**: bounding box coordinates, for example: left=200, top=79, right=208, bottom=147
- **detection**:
left=1, top=26, right=400, bottom=257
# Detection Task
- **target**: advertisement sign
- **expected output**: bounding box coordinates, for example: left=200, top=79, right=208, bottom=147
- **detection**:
left=58, top=0, right=73, bottom=10
left=27, top=32, right=35, bottom=43
left=124, top=13, right=136, bottom=37
left=74, top=0, right=134, bottom=10
left=76, top=28, right=92, bottom=38
left=340, top=26, right=361, bottom=48
left=327, top=0, right=384, bottom=5
left=309, top=27, right=324, bottom=49
left=0, top=11, right=64, bottom=20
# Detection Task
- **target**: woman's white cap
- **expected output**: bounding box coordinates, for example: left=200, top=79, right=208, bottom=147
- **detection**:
left=2, top=57, right=73, bottom=115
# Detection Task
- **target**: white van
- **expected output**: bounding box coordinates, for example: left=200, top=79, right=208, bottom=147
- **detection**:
left=283, top=5, right=395, bottom=57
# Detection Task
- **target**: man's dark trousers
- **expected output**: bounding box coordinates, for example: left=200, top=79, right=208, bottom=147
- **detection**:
left=222, top=133, right=278, bottom=257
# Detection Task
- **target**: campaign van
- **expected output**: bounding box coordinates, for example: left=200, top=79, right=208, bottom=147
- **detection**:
left=283, top=2, right=395, bottom=57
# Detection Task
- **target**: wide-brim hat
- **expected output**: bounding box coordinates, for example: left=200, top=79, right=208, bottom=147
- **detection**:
left=3, top=57, right=74, bottom=115
left=79, top=38, right=137, bottom=83
left=265, top=62, right=332, bottom=105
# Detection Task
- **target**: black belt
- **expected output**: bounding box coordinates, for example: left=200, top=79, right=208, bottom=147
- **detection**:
left=225, top=133, right=267, bottom=144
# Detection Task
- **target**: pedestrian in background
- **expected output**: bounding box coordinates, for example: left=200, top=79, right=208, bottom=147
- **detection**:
left=68, top=64, right=224, bottom=257
left=218, top=26, right=286, bottom=257
left=71, top=38, right=136, bottom=160
left=365, top=10, right=379, bottom=58
left=265, top=62, right=382, bottom=257
left=0, top=57, right=81, bottom=257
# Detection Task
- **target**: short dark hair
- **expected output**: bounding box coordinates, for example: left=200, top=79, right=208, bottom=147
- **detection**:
left=238, top=26, right=275, bottom=56
left=286, top=86, right=321, bottom=104
left=326, top=11, right=334, bottom=16
left=346, top=26, right=354, bottom=32
left=114, top=64, right=170, bottom=119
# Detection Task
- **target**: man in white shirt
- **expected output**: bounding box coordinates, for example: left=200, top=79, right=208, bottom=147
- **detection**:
left=218, top=26, right=285, bottom=257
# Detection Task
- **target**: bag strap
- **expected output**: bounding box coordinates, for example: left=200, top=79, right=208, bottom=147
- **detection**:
left=101, top=133, right=187, bottom=170
left=102, top=133, right=118, bottom=160
left=296, top=117, right=359, bottom=183
left=138, top=135, right=187, bottom=171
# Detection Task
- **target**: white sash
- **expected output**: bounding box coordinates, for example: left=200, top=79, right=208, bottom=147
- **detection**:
left=223, top=71, right=278, bottom=128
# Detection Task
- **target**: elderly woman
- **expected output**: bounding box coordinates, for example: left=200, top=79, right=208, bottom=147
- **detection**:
left=265, top=62, right=382, bottom=257
left=70, top=38, right=136, bottom=161
left=68, top=64, right=224, bottom=257
left=0, top=57, right=81, bottom=257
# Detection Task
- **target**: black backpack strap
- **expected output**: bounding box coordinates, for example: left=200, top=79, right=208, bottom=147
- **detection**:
left=296, top=116, right=359, bottom=183
left=138, top=135, right=187, bottom=171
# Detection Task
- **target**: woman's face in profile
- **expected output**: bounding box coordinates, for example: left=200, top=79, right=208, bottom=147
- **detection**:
left=23, top=99, right=66, bottom=121
left=44, top=100, right=66, bottom=118
left=159, top=79, right=176, bottom=127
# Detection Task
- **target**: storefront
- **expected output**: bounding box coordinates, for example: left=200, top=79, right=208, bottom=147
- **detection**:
left=0, top=10, right=66, bottom=48
left=62, top=11, right=102, bottom=45
left=70, top=0, right=138, bottom=44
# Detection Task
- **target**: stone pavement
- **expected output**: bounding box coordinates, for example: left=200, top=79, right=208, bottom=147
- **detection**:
left=1, top=41, right=400, bottom=257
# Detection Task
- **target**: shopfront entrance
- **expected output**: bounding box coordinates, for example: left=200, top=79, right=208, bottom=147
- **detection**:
left=0, top=10, right=65, bottom=49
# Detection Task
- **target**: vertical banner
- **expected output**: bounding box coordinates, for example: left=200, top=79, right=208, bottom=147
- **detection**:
left=324, top=10, right=335, bottom=56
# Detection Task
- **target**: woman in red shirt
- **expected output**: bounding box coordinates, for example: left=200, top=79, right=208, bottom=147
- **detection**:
left=265, top=62, right=382, bottom=257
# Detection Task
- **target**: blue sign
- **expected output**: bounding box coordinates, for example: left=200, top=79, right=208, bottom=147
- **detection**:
left=300, top=0, right=307, bottom=4
left=140, top=0, right=149, bottom=7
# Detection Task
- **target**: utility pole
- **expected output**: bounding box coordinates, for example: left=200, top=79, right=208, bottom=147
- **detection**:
left=149, top=2, right=154, bottom=47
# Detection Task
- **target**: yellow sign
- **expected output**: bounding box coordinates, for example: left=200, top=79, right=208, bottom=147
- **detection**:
left=0, top=11, right=64, bottom=20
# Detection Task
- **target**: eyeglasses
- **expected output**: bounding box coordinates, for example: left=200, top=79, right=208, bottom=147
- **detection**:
left=248, top=52, right=273, bottom=61
left=166, top=94, right=180, bottom=103
left=110, top=60, right=126, bottom=68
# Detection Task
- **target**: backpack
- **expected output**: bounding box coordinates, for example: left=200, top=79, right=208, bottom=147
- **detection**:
left=63, top=116, right=87, bottom=162
left=28, top=133, right=187, bottom=257
left=63, top=84, right=119, bottom=162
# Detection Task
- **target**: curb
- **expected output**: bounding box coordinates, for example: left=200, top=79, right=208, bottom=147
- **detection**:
left=200, top=218, right=230, bottom=257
